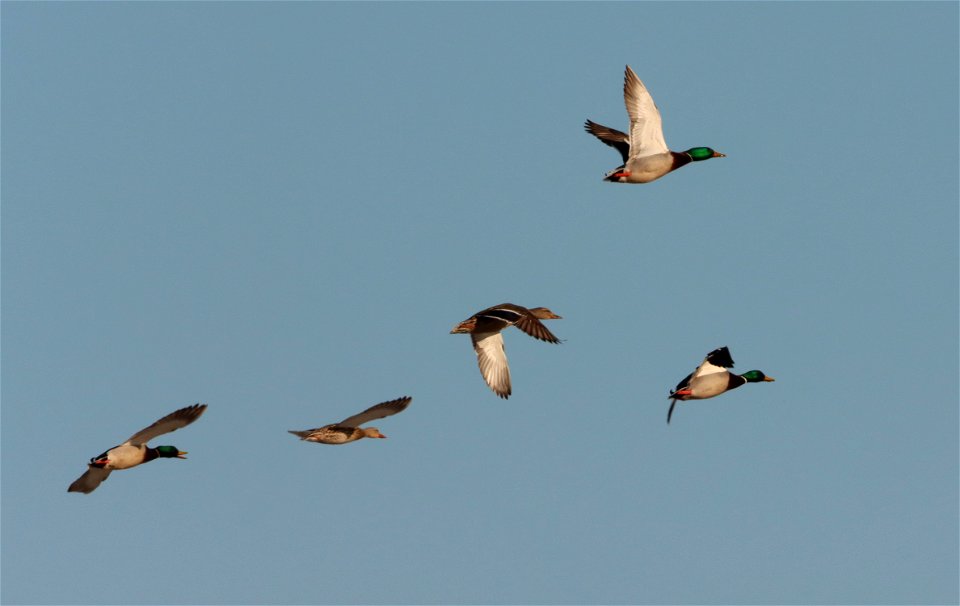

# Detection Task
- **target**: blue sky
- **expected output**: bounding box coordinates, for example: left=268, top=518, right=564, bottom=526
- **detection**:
left=2, top=2, right=957, bottom=605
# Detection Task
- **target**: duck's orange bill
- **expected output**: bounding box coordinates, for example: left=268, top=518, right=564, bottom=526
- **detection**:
left=673, top=389, right=693, bottom=396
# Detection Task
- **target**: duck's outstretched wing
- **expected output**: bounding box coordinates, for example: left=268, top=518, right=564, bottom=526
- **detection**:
left=584, top=119, right=631, bottom=163
left=513, top=314, right=561, bottom=344
left=126, top=403, right=207, bottom=446
left=472, top=331, right=511, bottom=399
left=68, top=466, right=112, bottom=494
left=622, top=65, right=669, bottom=159
left=339, top=397, right=412, bottom=427
left=696, top=346, right=734, bottom=377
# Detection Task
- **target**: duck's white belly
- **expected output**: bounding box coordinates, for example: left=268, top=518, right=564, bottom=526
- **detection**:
left=624, top=153, right=674, bottom=183
left=106, top=444, right=147, bottom=469
left=688, top=373, right=730, bottom=399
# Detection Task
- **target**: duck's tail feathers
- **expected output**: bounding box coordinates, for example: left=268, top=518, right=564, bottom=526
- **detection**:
left=603, top=166, right=626, bottom=182
left=288, top=430, right=311, bottom=440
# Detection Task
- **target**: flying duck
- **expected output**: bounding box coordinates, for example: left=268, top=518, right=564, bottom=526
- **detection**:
left=668, top=347, right=774, bottom=423
left=289, top=396, right=412, bottom=444
left=585, top=65, right=724, bottom=183
left=450, top=303, right=562, bottom=399
left=68, top=403, right=207, bottom=494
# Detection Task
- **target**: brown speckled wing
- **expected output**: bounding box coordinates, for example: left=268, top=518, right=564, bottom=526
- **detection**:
left=288, top=425, right=356, bottom=444
left=339, top=397, right=412, bottom=427
left=472, top=305, right=524, bottom=332
left=513, top=315, right=561, bottom=344
left=472, top=331, right=511, bottom=399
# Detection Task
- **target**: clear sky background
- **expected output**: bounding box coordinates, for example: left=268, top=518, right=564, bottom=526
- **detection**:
left=2, top=3, right=957, bottom=605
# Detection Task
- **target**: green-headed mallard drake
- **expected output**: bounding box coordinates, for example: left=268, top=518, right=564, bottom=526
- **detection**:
left=450, top=303, right=562, bottom=399
left=585, top=65, right=724, bottom=184
left=68, top=403, right=207, bottom=494
left=667, top=347, right=774, bottom=423
left=289, top=396, right=411, bottom=444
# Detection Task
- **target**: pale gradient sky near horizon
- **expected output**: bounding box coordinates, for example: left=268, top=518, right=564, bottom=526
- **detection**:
left=2, top=2, right=958, bottom=605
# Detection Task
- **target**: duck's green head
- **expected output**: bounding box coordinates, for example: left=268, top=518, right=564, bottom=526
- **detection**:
left=156, top=445, right=188, bottom=459
left=685, top=147, right=725, bottom=161
left=741, top=370, right=775, bottom=383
